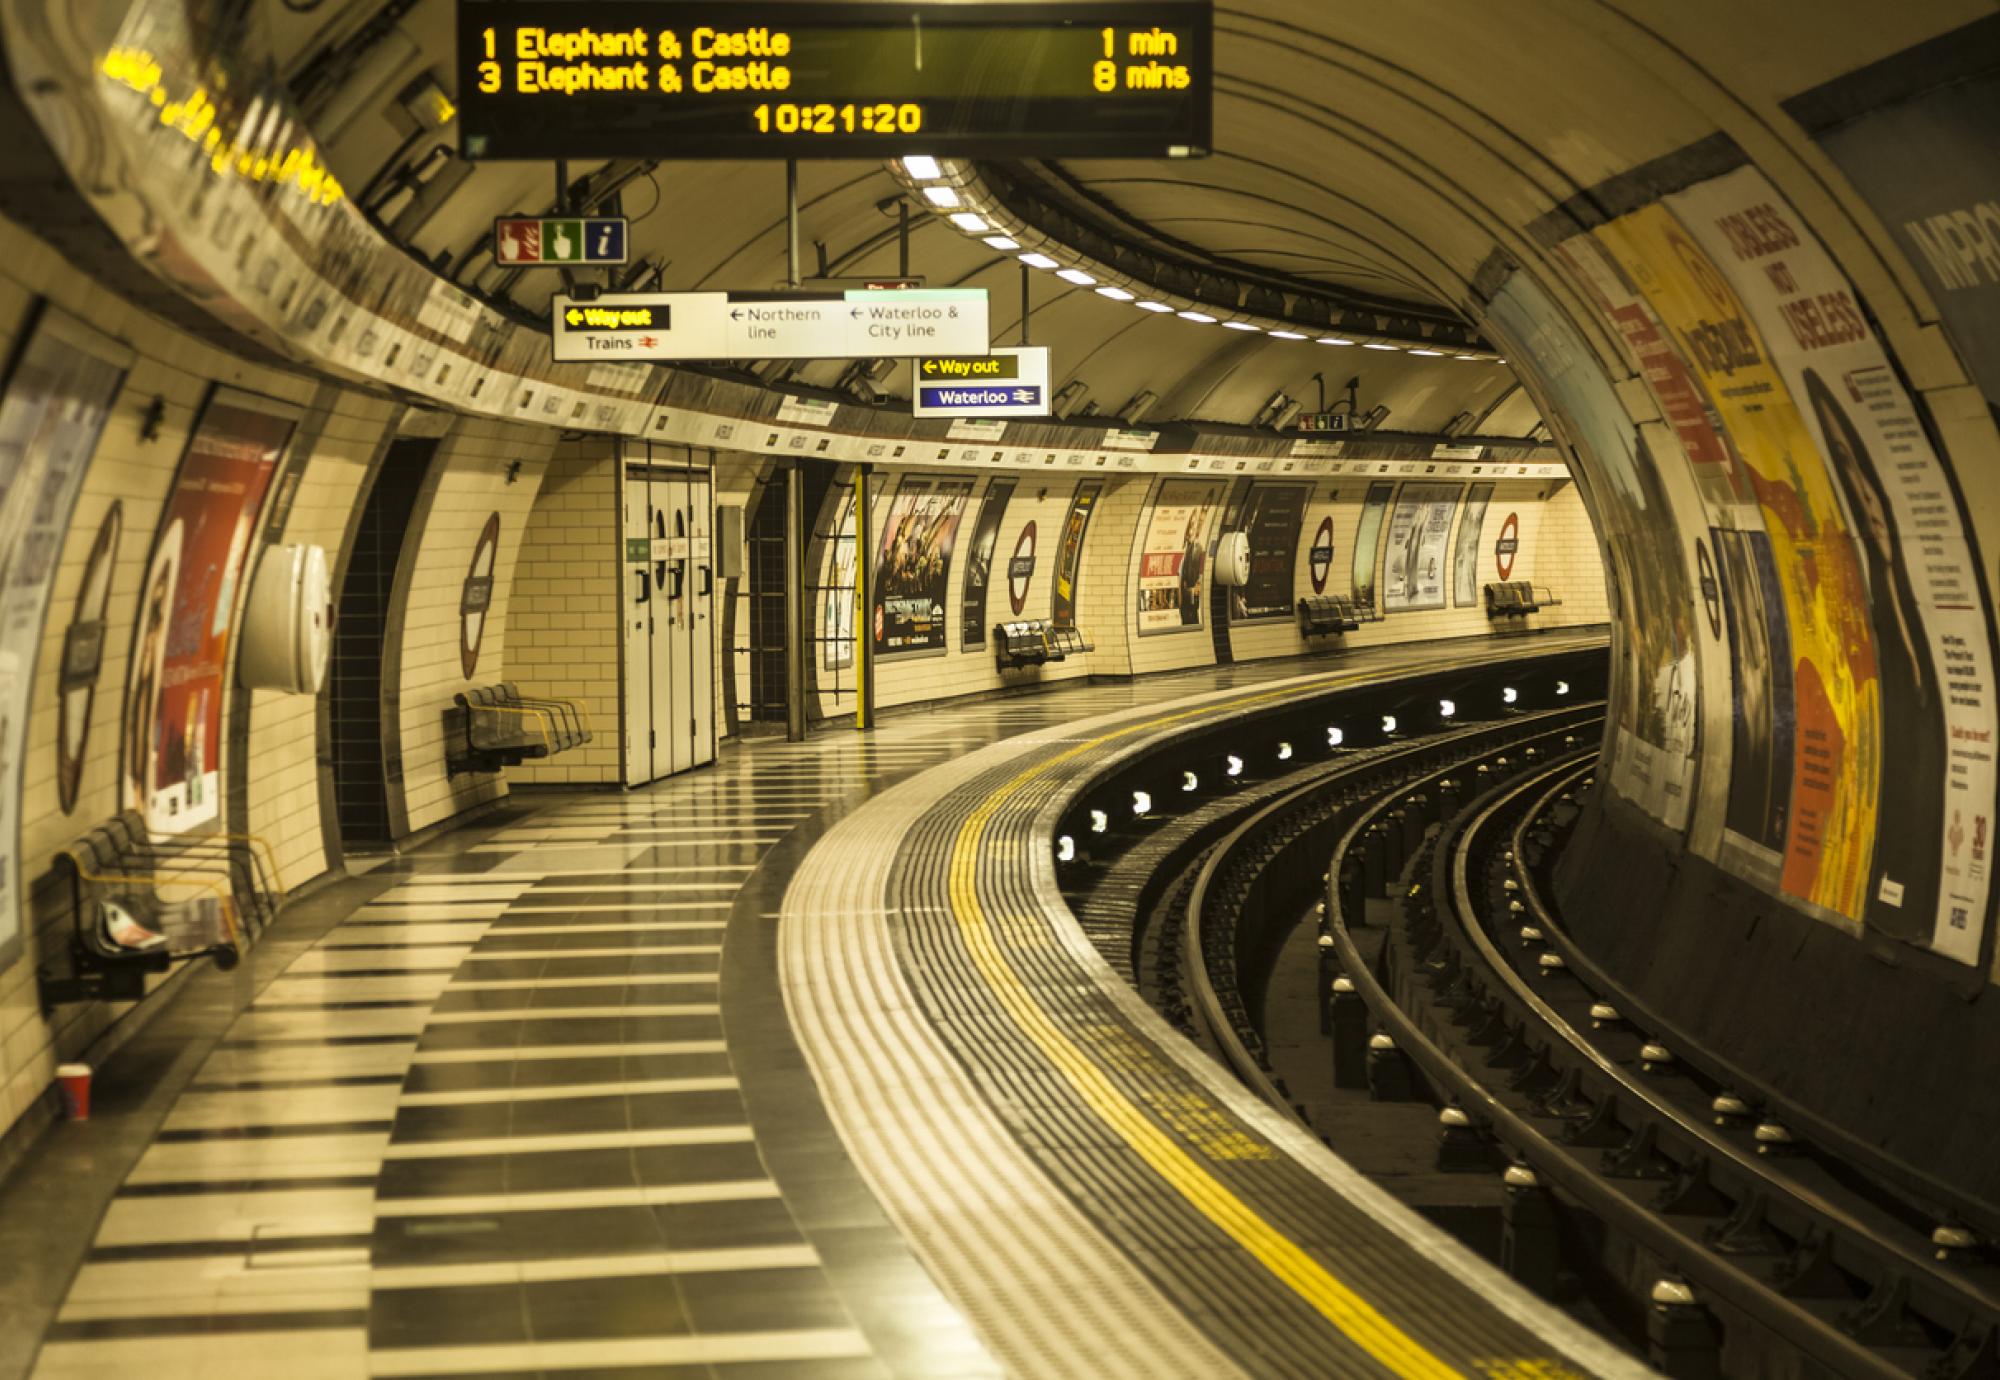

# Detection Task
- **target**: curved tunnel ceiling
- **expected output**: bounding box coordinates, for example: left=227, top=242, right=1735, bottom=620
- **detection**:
left=280, top=0, right=1981, bottom=443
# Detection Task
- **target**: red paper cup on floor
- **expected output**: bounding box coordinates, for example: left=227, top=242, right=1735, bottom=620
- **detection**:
left=56, top=1064, right=92, bottom=1121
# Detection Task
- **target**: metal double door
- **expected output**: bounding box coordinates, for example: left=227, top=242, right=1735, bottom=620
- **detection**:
left=622, top=463, right=717, bottom=785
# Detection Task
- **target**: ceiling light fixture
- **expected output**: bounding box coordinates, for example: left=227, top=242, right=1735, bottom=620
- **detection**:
left=1409, top=348, right=1444, bottom=356
left=1317, top=337, right=1354, bottom=346
left=1177, top=310, right=1217, bottom=323
left=1221, top=321, right=1261, bottom=332
left=901, top=156, right=942, bottom=180
left=1362, top=342, right=1400, bottom=351
left=983, top=235, right=1020, bottom=251
left=1095, top=286, right=1136, bottom=301
left=948, top=212, right=989, bottom=232
left=1019, top=252, right=1059, bottom=270
left=1136, top=301, right=1175, bottom=313
left=1269, top=330, right=1307, bottom=340
left=922, top=185, right=961, bottom=208
left=1056, top=268, right=1096, bottom=286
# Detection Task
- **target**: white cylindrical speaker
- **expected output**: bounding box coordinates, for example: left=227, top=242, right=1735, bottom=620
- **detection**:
left=1214, top=530, right=1252, bottom=588
left=239, top=544, right=333, bottom=694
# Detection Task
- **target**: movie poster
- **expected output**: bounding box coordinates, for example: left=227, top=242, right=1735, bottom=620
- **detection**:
left=1453, top=483, right=1495, bottom=607
left=1671, top=166, right=1995, bottom=961
left=871, top=475, right=971, bottom=658
left=1136, top=480, right=1222, bottom=634
left=1229, top=483, right=1308, bottom=622
left=1712, top=526, right=1796, bottom=865
left=1351, top=482, right=1394, bottom=610
left=1051, top=480, right=1100, bottom=628
left=0, top=310, right=131, bottom=960
left=1595, top=201, right=1881, bottom=927
left=1382, top=483, right=1460, bottom=612
left=959, top=477, right=1016, bottom=650
left=127, top=391, right=290, bottom=836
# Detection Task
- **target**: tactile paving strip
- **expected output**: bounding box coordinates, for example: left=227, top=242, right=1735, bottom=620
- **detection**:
left=784, top=638, right=1650, bottom=1380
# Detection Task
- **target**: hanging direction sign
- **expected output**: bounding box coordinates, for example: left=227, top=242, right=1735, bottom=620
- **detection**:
left=913, top=346, right=1051, bottom=417
left=495, top=216, right=629, bottom=265
left=457, top=1, right=1213, bottom=160
left=550, top=289, right=989, bottom=360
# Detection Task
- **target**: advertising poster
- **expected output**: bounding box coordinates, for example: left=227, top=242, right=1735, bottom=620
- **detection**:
left=1672, top=166, right=1995, bottom=961
left=1229, top=483, right=1308, bottom=622
left=1713, top=527, right=1796, bottom=864
left=1796, top=62, right=2000, bottom=419
left=1136, top=479, right=1222, bottom=634
left=1051, top=480, right=1100, bottom=628
left=1487, top=275, right=1699, bottom=828
left=959, top=477, right=1016, bottom=650
left=871, top=476, right=972, bottom=658
left=127, top=390, right=291, bottom=837
left=1452, top=483, right=1494, bottom=608
left=823, top=491, right=855, bottom=672
left=1351, top=482, right=1394, bottom=610
left=0, top=310, right=131, bottom=960
left=1382, top=483, right=1460, bottom=612
left=1595, top=201, right=1880, bottom=928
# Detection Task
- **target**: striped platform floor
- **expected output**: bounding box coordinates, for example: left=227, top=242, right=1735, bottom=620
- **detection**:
left=26, top=677, right=1226, bottom=1380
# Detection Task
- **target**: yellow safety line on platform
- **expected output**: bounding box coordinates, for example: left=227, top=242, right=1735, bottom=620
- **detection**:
left=944, top=668, right=1576, bottom=1379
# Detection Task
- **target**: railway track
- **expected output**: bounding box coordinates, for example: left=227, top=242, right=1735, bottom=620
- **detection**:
left=1158, top=712, right=2000, bottom=1377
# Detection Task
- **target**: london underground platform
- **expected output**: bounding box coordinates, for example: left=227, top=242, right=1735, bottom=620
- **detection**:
left=6, top=639, right=1641, bottom=1380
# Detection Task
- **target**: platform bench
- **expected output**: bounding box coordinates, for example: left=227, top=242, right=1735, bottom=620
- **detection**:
left=995, top=620, right=1094, bottom=670
left=449, top=682, right=593, bottom=775
left=1296, top=595, right=1371, bottom=637
left=1483, top=581, right=1560, bottom=618
left=36, top=810, right=283, bottom=1010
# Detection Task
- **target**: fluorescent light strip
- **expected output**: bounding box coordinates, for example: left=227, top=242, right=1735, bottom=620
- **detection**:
left=1317, top=337, right=1354, bottom=346
left=1363, top=342, right=1401, bottom=351
left=1095, top=286, right=1135, bottom=301
left=1055, top=268, right=1096, bottom=286
left=948, top=212, right=988, bottom=232
left=1018, top=252, right=1059, bottom=270
left=983, top=235, right=1020, bottom=251
left=1137, top=301, right=1175, bottom=313
left=921, top=185, right=960, bottom=208
left=1221, top=321, right=1260, bottom=332
left=901, top=156, right=942, bottom=180
left=1177, top=310, right=1216, bottom=323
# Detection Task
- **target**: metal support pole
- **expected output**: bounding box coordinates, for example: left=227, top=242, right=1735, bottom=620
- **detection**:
left=784, top=461, right=808, bottom=742
left=898, top=201, right=911, bottom=279
left=785, top=160, right=801, bottom=289
left=853, top=466, right=874, bottom=732
left=1020, top=263, right=1031, bottom=346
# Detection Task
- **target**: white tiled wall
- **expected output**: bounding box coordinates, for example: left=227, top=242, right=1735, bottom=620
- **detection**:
left=387, top=422, right=556, bottom=837
left=503, top=440, right=622, bottom=786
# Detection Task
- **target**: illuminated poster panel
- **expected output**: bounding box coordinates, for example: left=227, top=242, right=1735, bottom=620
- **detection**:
left=1381, top=482, right=1459, bottom=612
left=1050, top=480, right=1101, bottom=628
left=822, top=489, right=855, bottom=672
left=1228, top=482, right=1308, bottom=622
left=1350, top=482, right=1394, bottom=611
left=870, top=475, right=971, bottom=658
left=959, top=476, right=1016, bottom=650
left=458, top=1, right=1214, bottom=161
left=1136, top=478, right=1221, bottom=634
left=0, top=309, right=130, bottom=962
left=1671, top=167, right=1995, bottom=962
left=1453, top=483, right=1494, bottom=607
left=1594, top=203, right=1881, bottom=928
left=127, top=390, right=292, bottom=836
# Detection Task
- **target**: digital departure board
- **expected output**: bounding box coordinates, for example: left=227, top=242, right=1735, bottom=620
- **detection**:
left=456, top=1, right=1212, bottom=160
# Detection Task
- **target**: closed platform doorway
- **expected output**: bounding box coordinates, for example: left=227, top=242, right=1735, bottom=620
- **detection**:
left=622, top=447, right=717, bottom=786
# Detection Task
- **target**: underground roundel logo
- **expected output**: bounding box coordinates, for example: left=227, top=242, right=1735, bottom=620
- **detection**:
left=1695, top=538, right=1722, bottom=641
left=460, top=512, right=501, bottom=679
left=1494, top=512, right=1520, bottom=580
left=1007, top=522, right=1038, bottom=616
left=1309, top=516, right=1335, bottom=593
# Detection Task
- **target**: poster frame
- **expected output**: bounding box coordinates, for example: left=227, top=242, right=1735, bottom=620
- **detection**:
left=120, top=384, right=301, bottom=840
left=1135, top=476, right=1224, bottom=637
left=0, top=303, right=134, bottom=969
